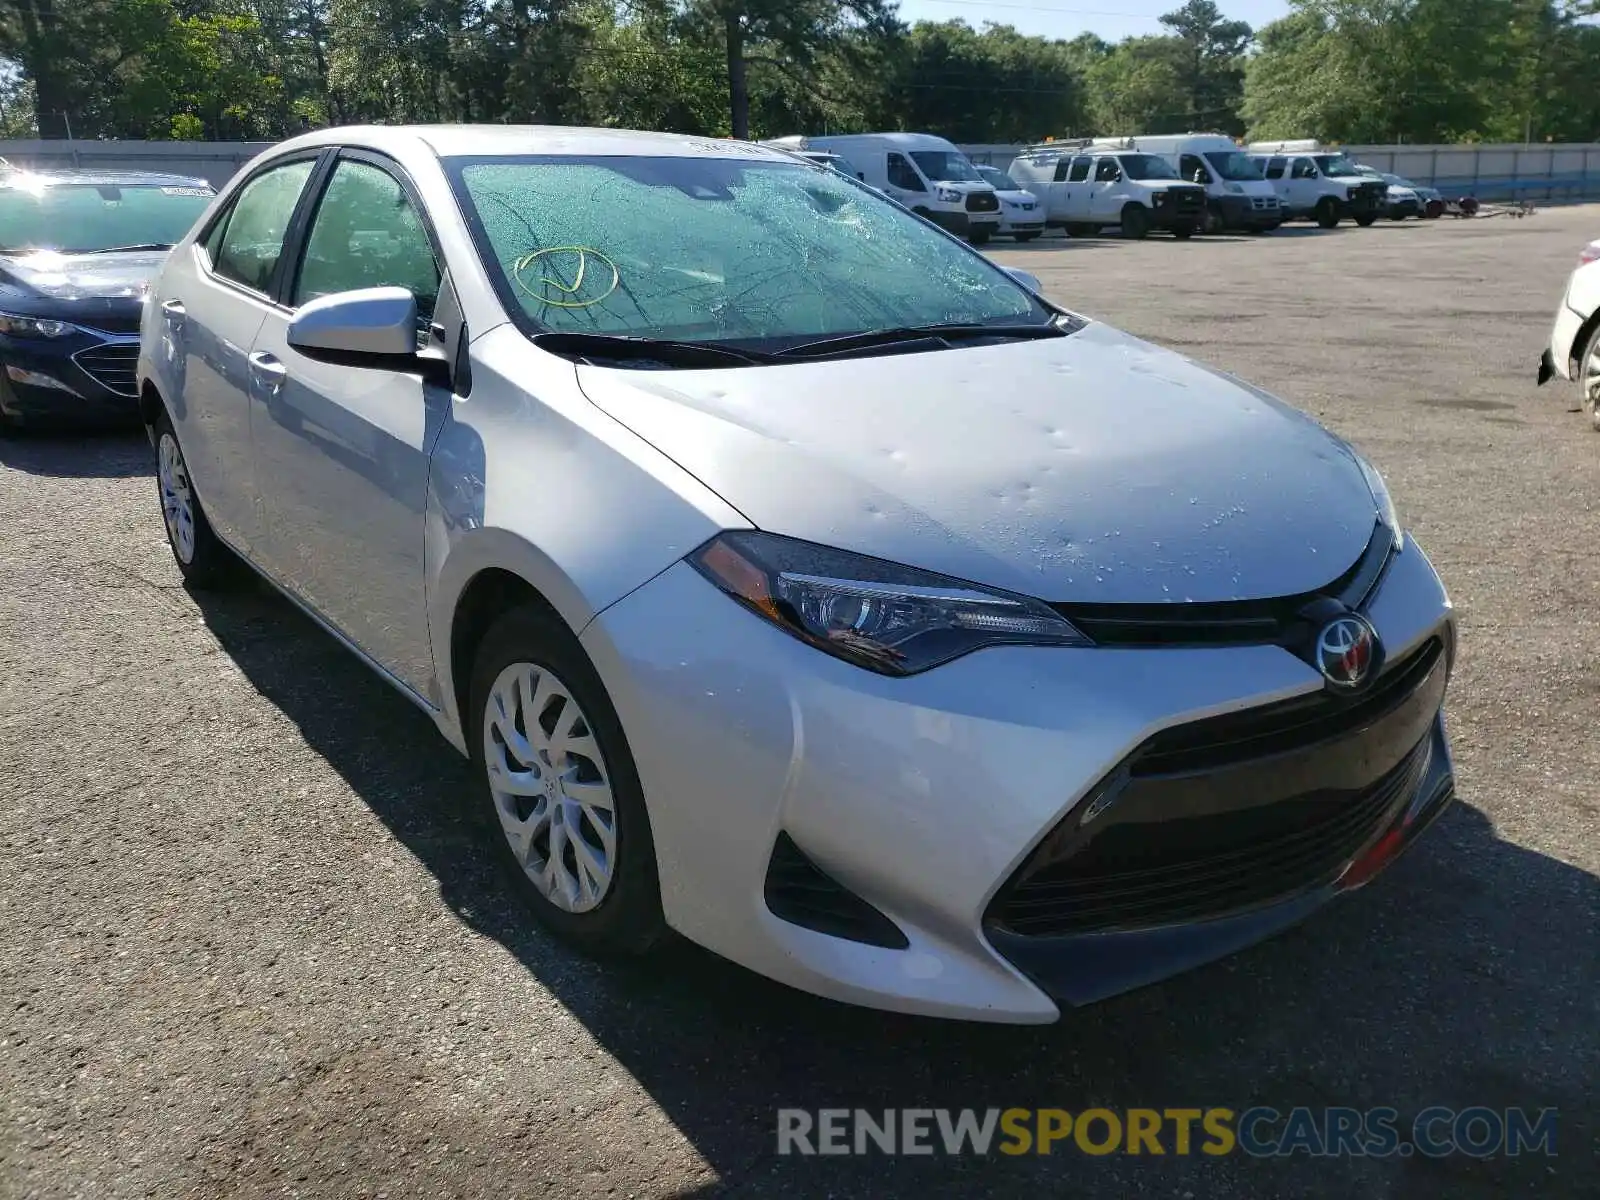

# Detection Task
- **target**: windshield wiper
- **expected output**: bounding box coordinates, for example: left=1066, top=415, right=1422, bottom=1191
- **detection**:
left=83, top=243, right=173, bottom=254
left=773, top=320, right=1067, bottom=361
left=533, top=331, right=776, bottom=369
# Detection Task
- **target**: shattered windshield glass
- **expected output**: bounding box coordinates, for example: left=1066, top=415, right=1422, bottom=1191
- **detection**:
left=447, top=155, right=1045, bottom=347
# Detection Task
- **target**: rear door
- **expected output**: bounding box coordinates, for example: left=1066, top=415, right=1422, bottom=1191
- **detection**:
left=1053, top=155, right=1091, bottom=220
left=246, top=150, right=450, bottom=695
left=160, top=153, right=323, bottom=551
left=1262, top=156, right=1290, bottom=206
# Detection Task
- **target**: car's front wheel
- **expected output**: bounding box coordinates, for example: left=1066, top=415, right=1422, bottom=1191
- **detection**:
left=154, top=411, right=237, bottom=588
left=469, top=604, right=665, bottom=956
left=1314, top=198, right=1341, bottom=228
left=1581, top=323, right=1600, bottom=430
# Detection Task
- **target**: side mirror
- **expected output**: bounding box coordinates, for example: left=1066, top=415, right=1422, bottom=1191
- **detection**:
left=288, top=286, right=418, bottom=358
left=1005, top=268, right=1042, bottom=294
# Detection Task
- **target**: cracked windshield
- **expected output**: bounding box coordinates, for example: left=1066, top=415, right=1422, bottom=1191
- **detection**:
left=449, top=155, right=1039, bottom=347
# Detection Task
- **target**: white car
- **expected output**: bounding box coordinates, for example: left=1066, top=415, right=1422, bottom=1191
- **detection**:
left=1538, top=238, right=1600, bottom=426
left=138, top=125, right=1456, bottom=1023
left=974, top=164, right=1045, bottom=241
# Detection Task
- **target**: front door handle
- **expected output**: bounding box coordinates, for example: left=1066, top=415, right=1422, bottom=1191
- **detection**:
left=161, top=299, right=186, bottom=324
left=248, top=350, right=288, bottom=396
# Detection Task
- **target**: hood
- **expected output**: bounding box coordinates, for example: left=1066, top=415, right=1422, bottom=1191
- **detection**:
left=931, top=179, right=993, bottom=193
left=996, top=188, right=1039, bottom=206
left=0, top=249, right=167, bottom=303
left=1226, top=180, right=1278, bottom=197
left=575, top=324, right=1382, bottom=604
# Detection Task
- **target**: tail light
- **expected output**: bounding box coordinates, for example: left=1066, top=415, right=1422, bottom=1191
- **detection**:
left=1581, top=241, right=1600, bottom=267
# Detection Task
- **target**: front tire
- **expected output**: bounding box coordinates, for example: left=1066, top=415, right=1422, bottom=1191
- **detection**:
left=154, top=410, right=237, bottom=589
left=1580, top=323, right=1600, bottom=429
left=1121, top=204, right=1152, bottom=240
left=1014, top=231, right=1040, bottom=242
left=468, top=604, right=665, bottom=957
left=1355, top=212, right=1378, bottom=227
left=1203, top=203, right=1226, bottom=235
left=1172, top=223, right=1196, bottom=240
left=1314, top=197, right=1340, bottom=228
left=968, top=228, right=992, bottom=246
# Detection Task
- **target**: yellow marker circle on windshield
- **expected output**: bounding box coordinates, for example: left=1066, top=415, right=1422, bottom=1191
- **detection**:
left=511, top=246, right=620, bottom=309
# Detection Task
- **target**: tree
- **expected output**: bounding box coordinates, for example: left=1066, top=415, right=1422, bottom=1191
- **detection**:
left=677, top=0, right=897, bottom=139
left=1157, top=0, right=1251, bottom=132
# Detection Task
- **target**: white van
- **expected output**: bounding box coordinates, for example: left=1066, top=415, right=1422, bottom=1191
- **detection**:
left=1108, top=133, right=1283, bottom=233
left=1244, top=140, right=1387, bottom=228
left=780, top=133, right=1002, bottom=244
left=1007, top=139, right=1207, bottom=239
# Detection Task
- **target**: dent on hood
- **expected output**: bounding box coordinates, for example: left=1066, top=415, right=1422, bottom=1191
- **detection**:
left=572, top=327, right=1382, bottom=605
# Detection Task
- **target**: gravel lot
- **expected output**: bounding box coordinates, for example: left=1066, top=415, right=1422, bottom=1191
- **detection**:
left=3, top=206, right=1597, bottom=1199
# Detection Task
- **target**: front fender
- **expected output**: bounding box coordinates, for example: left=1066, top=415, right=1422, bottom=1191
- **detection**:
left=423, top=324, right=750, bottom=750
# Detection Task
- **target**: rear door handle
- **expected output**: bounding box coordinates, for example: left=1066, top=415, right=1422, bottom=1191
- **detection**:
left=248, top=350, right=288, bottom=396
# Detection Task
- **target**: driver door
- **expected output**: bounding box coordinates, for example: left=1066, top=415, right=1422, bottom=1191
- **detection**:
left=1286, top=157, right=1321, bottom=210
left=1089, top=158, right=1125, bottom=221
left=884, top=152, right=927, bottom=209
left=246, top=149, right=451, bottom=697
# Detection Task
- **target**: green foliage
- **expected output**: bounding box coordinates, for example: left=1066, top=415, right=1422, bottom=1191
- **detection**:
left=0, top=0, right=1595, bottom=144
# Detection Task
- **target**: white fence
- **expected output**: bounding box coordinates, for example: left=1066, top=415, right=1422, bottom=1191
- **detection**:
left=2, top=137, right=1597, bottom=204
left=961, top=141, right=1600, bottom=204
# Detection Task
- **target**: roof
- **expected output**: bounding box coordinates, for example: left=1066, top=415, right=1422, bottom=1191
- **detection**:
left=0, top=167, right=213, bottom=189
left=271, top=124, right=799, bottom=163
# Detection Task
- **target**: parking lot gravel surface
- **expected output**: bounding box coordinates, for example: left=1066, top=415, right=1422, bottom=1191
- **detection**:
left=3, top=205, right=1597, bottom=1199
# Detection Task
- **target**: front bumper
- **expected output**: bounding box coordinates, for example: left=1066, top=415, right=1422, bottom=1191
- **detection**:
left=1216, top=195, right=1283, bottom=229
left=0, top=334, right=140, bottom=425
left=921, top=210, right=1000, bottom=239
left=1388, top=198, right=1422, bottom=218
left=582, top=538, right=1456, bottom=1023
left=998, top=215, right=1045, bottom=236
left=1542, top=299, right=1585, bottom=384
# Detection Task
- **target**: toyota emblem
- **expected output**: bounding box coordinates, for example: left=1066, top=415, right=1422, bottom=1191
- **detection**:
left=1316, top=615, right=1379, bottom=690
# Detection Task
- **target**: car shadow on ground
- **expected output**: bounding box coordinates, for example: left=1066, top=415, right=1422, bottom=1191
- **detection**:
left=192, top=580, right=1598, bottom=1199
left=0, top=426, right=151, bottom=477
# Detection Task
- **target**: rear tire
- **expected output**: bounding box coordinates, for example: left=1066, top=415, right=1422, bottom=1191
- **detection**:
left=1066, top=222, right=1097, bottom=238
left=468, top=604, right=665, bottom=957
left=1120, top=204, right=1152, bottom=240
left=154, top=409, right=238, bottom=589
left=1314, top=197, right=1340, bottom=228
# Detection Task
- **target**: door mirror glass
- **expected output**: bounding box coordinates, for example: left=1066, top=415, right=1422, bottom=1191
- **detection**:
left=288, top=286, right=418, bottom=358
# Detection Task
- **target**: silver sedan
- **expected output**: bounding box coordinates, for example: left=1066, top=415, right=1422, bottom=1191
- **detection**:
left=138, top=125, right=1457, bottom=1023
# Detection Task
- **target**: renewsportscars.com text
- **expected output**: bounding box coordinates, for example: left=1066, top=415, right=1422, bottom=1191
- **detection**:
left=776, top=1107, right=1557, bottom=1158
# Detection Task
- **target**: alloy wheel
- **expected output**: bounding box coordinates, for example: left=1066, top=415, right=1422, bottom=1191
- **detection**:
left=1586, top=337, right=1600, bottom=430
left=157, top=431, right=196, bottom=564
left=482, top=661, right=618, bottom=913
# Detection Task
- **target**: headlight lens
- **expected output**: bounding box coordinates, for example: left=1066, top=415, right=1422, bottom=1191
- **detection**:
left=1356, top=455, right=1404, bottom=550
left=935, top=186, right=961, bottom=203
left=690, top=531, right=1090, bottom=676
left=0, top=312, right=72, bottom=338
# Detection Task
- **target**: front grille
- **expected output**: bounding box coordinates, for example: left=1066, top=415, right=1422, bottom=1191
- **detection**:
left=72, top=342, right=138, bottom=396
left=764, top=833, right=908, bottom=948
left=1251, top=196, right=1279, bottom=211
left=1052, top=522, right=1394, bottom=651
left=1165, top=187, right=1206, bottom=216
left=76, top=313, right=142, bottom=336
left=986, top=635, right=1448, bottom=938
left=965, top=191, right=999, bottom=213
left=991, top=739, right=1429, bottom=936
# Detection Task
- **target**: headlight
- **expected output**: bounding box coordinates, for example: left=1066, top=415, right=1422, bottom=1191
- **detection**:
left=1355, top=455, right=1404, bottom=551
left=1346, top=189, right=1358, bottom=201
left=0, top=312, right=72, bottom=338
left=935, top=186, right=961, bottom=203
left=690, top=531, right=1090, bottom=676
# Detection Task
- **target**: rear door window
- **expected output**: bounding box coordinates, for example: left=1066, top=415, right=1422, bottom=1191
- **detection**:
left=1067, top=156, right=1091, bottom=182
left=1264, top=157, right=1286, bottom=179
left=211, top=159, right=317, bottom=294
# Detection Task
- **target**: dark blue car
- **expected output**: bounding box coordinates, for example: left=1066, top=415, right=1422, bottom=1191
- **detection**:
left=0, top=167, right=217, bottom=430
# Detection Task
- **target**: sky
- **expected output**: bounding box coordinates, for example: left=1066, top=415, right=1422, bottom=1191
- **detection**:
left=891, top=0, right=1292, bottom=42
